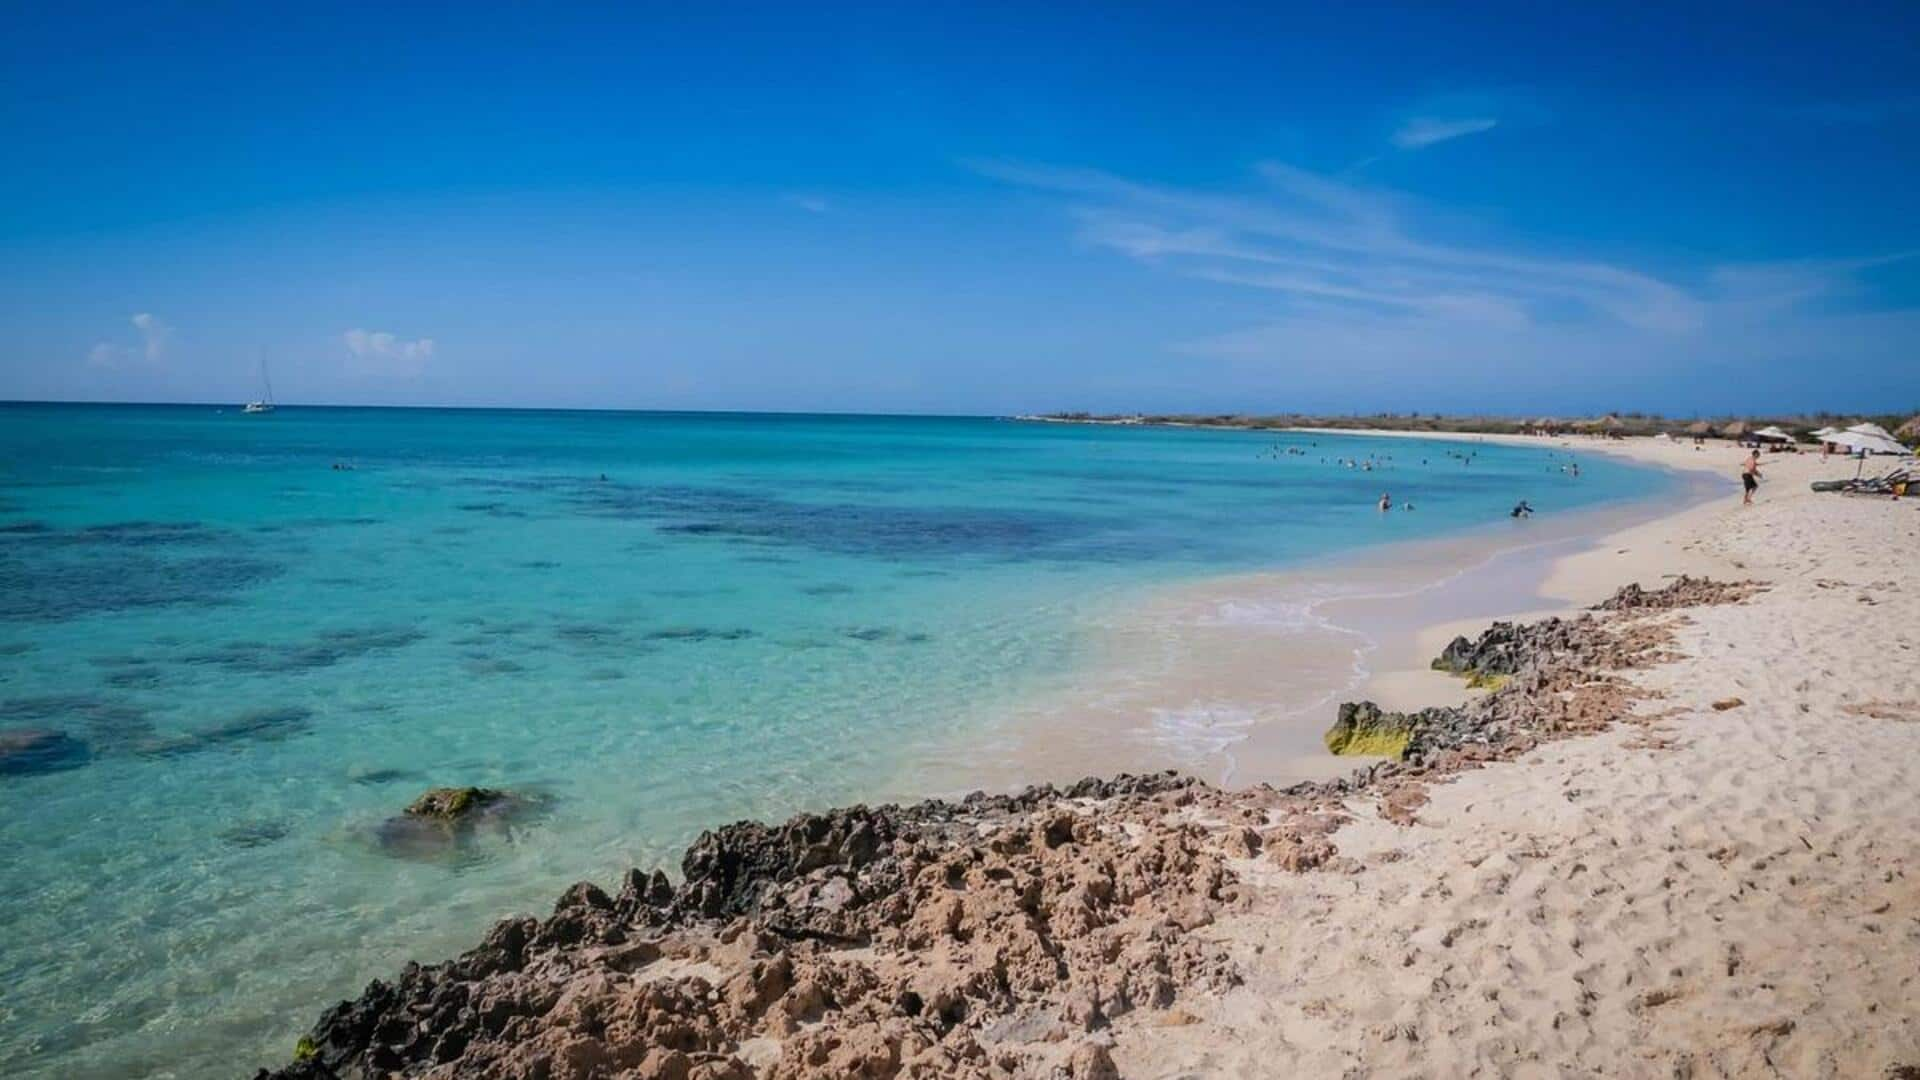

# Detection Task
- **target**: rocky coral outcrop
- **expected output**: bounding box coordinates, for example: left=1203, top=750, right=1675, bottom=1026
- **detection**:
left=1589, top=574, right=1764, bottom=613
left=1346, top=578, right=1756, bottom=769
left=256, top=774, right=1254, bottom=1080
left=1432, top=578, right=1761, bottom=684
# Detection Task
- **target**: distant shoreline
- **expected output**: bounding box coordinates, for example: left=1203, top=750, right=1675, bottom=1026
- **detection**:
left=1014, top=411, right=1920, bottom=445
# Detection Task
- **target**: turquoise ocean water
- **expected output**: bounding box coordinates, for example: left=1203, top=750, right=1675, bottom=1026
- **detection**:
left=0, top=405, right=1674, bottom=1077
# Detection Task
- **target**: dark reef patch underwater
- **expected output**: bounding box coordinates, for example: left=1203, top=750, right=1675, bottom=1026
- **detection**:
left=177, top=626, right=425, bottom=674
left=0, top=727, right=91, bottom=775
left=0, top=518, right=281, bottom=622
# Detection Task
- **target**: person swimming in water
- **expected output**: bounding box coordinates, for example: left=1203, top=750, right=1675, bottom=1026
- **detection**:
left=1510, top=500, right=1534, bottom=518
left=1378, top=492, right=1392, bottom=511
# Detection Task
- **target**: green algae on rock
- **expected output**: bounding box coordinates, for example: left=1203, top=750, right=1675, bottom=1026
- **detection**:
left=371, top=787, right=546, bottom=863
left=405, top=786, right=506, bottom=819
left=1324, top=702, right=1418, bottom=758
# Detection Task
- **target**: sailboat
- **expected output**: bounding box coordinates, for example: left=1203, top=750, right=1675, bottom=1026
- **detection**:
left=243, top=356, right=276, bottom=414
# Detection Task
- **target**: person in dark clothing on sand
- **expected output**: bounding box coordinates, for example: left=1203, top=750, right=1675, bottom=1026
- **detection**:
left=1741, top=451, right=1762, bottom=505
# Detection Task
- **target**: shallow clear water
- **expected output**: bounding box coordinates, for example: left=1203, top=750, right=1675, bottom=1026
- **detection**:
left=0, top=405, right=1672, bottom=1077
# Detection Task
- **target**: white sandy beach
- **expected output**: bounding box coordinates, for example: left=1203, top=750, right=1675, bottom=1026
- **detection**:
left=1115, top=437, right=1920, bottom=1077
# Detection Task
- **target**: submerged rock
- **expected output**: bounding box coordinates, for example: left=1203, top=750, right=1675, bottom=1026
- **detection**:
left=406, top=786, right=508, bottom=819
left=347, top=767, right=418, bottom=786
left=372, top=787, right=542, bottom=861
left=135, top=706, right=315, bottom=758
left=220, top=820, right=292, bottom=848
left=0, top=727, right=90, bottom=776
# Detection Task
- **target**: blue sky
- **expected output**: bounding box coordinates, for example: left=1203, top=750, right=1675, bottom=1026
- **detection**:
left=2, top=3, right=1917, bottom=415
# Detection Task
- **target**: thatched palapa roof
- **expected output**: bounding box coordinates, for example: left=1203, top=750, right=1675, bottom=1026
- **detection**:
left=1685, top=420, right=1714, bottom=436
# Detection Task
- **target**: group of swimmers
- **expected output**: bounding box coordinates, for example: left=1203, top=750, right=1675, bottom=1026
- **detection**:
left=1257, top=441, right=1557, bottom=520
left=1377, top=491, right=1534, bottom=518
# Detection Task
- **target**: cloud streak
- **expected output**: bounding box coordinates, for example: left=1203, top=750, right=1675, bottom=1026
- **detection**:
left=1391, top=116, right=1498, bottom=149
left=986, top=158, right=1702, bottom=333
left=343, top=329, right=435, bottom=377
left=978, top=159, right=1919, bottom=408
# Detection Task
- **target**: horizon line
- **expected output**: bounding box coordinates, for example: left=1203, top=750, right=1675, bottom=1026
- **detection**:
left=3, top=398, right=1912, bottom=424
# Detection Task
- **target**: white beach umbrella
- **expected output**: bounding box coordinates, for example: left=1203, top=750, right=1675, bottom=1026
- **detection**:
left=1826, top=430, right=1912, bottom=456
left=1752, top=425, right=1794, bottom=443
left=1822, top=429, right=1914, bottom=480
left=1810, top=426, right=1840, bottom=439
left=1847, top=422, right=1900, bottom=442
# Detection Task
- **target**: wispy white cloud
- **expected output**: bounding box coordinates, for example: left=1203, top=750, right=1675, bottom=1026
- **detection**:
left=87, top=312, right=171, bottom=369
left=987, top=158, right=1701, bottom=332
left=978, top=159, right=1918, bottom=404
left=1707, top=251, right=1919, bottom=311
left=785, top=193, right=831, bottom=214
left=1390, top=116, right=1498, bottom=150
left=343, top=328, right=435, bottom=377
left=130, top=313, right=171, bottom=362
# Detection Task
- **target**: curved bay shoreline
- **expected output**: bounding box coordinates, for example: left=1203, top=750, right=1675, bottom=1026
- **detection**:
left=254, top=438, right=1920, bottom=1077
left=890, top=432, right=1711, bottom=801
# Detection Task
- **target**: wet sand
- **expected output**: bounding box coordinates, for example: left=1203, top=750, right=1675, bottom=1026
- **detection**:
left=897, top=436, right=1721, bottom=797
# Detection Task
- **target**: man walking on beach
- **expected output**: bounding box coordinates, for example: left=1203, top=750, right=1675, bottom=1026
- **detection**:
left=1742, top=450, right=1762, bottom=505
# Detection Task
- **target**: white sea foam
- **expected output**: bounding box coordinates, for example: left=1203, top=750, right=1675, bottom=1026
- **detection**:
left=1145, top=701, right=1262, bottom=761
